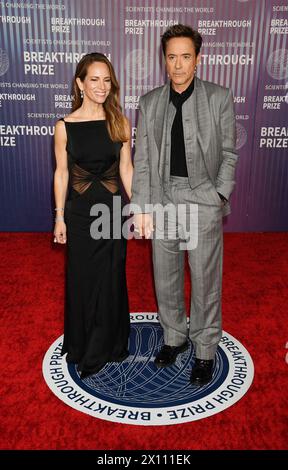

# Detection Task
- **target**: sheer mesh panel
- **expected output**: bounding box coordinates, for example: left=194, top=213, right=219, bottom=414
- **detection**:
left=70, top=161, right=119, bottom=195
left=99, top=160, right=119, bottom=193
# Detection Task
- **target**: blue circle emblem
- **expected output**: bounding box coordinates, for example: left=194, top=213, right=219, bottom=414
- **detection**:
left=43, top=313, right=254, bottom=425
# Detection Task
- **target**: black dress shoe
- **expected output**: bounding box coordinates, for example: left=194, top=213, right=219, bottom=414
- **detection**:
left=154, top=341, right=189, bottom=367
left=190, top=358, right=214, bottom=386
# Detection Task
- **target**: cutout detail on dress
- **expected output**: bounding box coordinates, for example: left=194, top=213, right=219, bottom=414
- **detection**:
left=70, top=161, right=119, bottom=195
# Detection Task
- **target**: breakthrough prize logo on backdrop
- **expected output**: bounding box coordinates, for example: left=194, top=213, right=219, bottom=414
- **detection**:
left=266, top=49, right=288, bottom=80
left=43, top=313, right=254, bottom=425
left=236, top=123, right=248, bottom=150
left=125, top=49, right=153, bottom=81
left=0, top=49, right=9, bottom=76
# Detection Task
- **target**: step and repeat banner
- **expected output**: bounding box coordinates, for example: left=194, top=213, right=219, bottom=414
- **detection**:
left=0, top=0, right=287, bottom=231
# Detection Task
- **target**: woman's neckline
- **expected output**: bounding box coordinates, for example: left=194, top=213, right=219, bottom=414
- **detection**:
left=63, top=119, right=106, bottom=123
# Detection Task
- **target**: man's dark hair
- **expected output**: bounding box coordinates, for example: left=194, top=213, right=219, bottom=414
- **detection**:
left=161, top=24, right=203, bottom=56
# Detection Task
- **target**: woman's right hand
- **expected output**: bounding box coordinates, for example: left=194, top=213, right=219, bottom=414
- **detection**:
left=134, top=213, right=154, bottom=239
left=54, top=220, right=67, bottom=244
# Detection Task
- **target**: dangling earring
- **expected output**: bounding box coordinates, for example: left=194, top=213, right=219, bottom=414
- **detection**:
left=80, top=90, right=84, bottom=99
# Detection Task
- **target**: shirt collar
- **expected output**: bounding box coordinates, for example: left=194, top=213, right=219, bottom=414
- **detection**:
left=170, top=78, right=195, bottom=108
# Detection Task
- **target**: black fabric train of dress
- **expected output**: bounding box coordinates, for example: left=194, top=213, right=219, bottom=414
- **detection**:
left=59, top=119, right=130, bottom=377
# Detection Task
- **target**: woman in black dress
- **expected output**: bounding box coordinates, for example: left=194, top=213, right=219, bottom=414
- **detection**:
left=53, top=53, right=133, bottom=379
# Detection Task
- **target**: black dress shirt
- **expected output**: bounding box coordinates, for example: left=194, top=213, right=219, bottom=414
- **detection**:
left=170, top=78, right=194, bottom=177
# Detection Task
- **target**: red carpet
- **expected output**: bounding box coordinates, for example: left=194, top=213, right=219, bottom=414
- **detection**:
left=0, top=233, right=287, bottom=450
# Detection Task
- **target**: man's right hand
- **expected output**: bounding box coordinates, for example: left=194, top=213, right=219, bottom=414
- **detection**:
left=133, top=213, right=154, bottom=239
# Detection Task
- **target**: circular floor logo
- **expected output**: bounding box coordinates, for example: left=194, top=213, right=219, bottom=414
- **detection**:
left=43, top=313, right=254, bottom=426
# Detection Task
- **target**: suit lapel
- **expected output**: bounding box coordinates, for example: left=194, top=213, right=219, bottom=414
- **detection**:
left=154, top=84, right=170, bottom=179
left=195, top=77, right=211, bottom=156
left=154, top=83, right=170, bottom=152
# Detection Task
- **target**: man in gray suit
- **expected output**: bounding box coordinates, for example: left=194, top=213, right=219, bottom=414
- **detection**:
left=131, top=24, right=238, bottom=385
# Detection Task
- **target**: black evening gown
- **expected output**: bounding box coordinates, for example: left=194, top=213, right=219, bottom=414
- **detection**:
left=60, top=119, right=130, bottom=376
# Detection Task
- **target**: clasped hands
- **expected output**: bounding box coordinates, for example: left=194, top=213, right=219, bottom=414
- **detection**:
left=133, top=213, right=154, bottom=239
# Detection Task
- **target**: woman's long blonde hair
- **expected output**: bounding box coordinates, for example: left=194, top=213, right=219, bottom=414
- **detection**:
left=72, top=52, right=128, bottom=142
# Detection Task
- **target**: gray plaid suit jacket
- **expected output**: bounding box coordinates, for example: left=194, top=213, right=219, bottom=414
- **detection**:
left=131, top=76, right=238, bottom=217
